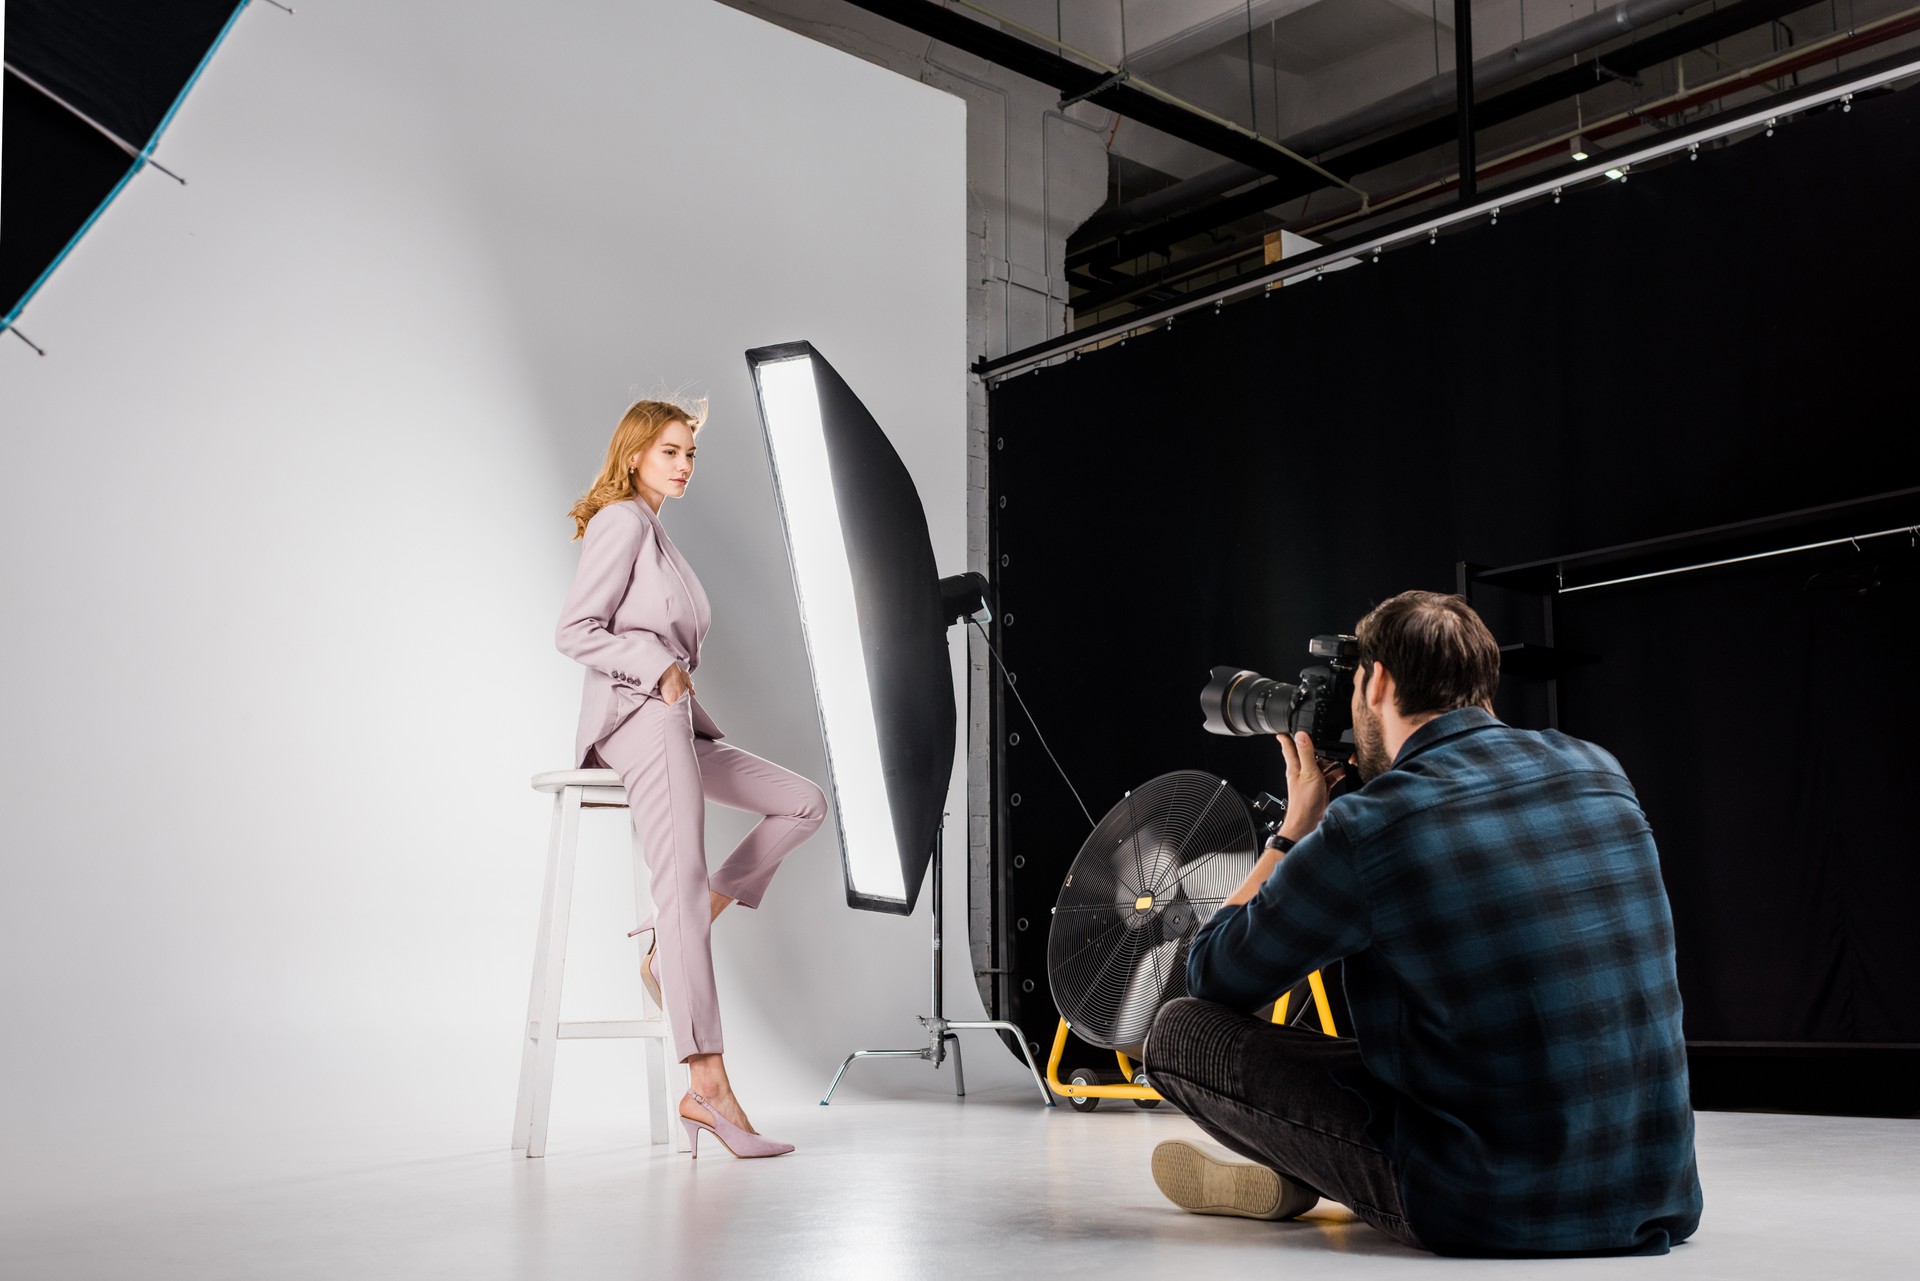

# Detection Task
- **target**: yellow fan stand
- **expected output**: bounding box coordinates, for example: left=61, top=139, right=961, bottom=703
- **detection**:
left=1046, top=968, right=1340, bottom=1110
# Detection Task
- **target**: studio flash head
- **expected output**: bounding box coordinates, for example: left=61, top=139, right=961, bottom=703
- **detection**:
left=1199, top=635, right=1360, bottom=759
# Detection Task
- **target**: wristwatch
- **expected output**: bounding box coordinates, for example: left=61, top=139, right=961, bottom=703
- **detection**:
left=1264, top=833, right=1297, bottom=854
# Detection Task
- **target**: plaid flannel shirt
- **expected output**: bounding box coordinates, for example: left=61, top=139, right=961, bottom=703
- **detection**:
left=1187, top=707, right=1703, bottom=1256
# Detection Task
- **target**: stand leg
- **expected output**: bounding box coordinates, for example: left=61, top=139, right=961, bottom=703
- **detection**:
left=816, top=832, right=1055, bottom=1107
left=946, top=1034, right=965, bottom=1097
left=949, top=1020, right=1054, bottom=1106
left=820, top=1052, right=858, bottom=1106
left=821, top=1049, right=928, bottom=1106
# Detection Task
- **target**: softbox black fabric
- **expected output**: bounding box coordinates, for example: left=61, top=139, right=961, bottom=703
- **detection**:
left=983, top=82, right=1920, bottom=1086
left=2, top=0, right=249, bottom=328
left=748, top=342, right=955, bottom=915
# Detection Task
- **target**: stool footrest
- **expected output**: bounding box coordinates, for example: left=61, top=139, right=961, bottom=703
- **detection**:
left=555, top=1019, right=672, bottom=1040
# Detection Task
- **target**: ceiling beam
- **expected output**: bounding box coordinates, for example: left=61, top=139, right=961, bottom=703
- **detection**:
left=1070, top=9, right=1920, bottom=315
left=1068, top=0, right=1817, bottom=270
left=984, top=47, right=1920, bottom=378
left=1122, top=0, right=1321, bottom=74
left=835, top=0, right=1318, bottom=180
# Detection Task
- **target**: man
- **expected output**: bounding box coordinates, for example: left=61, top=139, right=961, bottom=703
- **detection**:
left=1143, top=590, right=1702, bottom=1256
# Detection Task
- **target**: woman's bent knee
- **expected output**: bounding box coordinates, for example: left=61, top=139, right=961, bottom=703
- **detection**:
left=796, top=782, right=827, bottom=827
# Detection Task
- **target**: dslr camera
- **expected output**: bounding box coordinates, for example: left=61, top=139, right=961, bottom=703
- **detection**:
left=1199, top=635, right=1360, bottom=761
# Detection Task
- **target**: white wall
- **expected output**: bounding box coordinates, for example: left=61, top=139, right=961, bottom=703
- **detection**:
left=0, top=0, right=1010, bottom=1197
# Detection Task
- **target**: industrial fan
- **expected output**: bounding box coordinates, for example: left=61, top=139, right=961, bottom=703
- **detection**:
left=1043, top=770, right=1342, bottom=1112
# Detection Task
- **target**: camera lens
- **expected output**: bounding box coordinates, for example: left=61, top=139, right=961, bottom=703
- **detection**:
left=1199, top=666, right=1302, bottom=737
left=1200, top=637, right=1361, bottom=750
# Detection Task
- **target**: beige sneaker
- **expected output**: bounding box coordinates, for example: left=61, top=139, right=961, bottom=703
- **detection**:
left=1151, top=1139, right=1319, bottom=1221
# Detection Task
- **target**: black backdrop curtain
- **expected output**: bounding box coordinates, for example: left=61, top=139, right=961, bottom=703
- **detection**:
left=984, top=83, right=1920, bottom=1102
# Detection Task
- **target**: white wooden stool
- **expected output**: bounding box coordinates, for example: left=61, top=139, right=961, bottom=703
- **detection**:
left=511, top=768, right=689, bottom=1157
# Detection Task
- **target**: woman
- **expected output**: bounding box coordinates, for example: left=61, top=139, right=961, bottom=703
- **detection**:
left=557, top=397, right=827, bottom=1159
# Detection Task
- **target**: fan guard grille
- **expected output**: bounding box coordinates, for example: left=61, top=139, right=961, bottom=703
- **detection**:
left=1046, top=771, right=1260, bottom=1051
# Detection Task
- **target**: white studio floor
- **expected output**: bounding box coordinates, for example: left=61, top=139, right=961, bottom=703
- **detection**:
left=3, top=1086, right=1916, bottom=1280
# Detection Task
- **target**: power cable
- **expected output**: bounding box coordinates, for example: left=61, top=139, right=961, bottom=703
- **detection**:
left=969, top=617, right=1096, bottom=829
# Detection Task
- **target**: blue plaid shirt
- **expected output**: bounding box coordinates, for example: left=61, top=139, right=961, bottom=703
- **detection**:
left=1188, top=708, right=1703, bottom=1256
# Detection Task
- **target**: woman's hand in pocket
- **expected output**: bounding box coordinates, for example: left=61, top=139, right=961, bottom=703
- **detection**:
left=659, top=662, right=695, bottom=705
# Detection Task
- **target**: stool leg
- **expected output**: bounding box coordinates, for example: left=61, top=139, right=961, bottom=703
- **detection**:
left=524, top=785, right=583, bottom=1158
left=511, top=789, right=568, bottom=1150
left=672, top=1057, right=691, bottom=1153
left=644, top=1036, right=666, bottom=1147
left=630, top=824, right=681, bottom=1149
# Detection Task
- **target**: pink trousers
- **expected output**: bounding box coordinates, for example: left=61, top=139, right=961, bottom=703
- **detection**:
left=593, top=695, right=826, bottom=1060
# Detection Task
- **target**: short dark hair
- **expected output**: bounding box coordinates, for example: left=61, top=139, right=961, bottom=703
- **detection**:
left=1354, top=591, right=1500, bottom=717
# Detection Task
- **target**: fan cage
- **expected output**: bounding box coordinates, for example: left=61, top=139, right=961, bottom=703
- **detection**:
left=1046, top=770, right=1261, bottom=1051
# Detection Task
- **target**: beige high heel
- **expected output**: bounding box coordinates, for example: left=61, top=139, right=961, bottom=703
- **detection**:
left=627, top=917, right=663, bottom=1007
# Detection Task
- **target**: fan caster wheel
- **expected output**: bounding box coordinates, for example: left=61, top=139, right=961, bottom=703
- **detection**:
left=1132, top=1072, right=1160, bottom=1108
left=1067, top=1067, right=1103, bottom=1112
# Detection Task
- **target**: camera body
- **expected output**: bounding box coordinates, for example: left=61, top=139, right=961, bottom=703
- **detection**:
left=1199, top=635, right=1361, bottom=760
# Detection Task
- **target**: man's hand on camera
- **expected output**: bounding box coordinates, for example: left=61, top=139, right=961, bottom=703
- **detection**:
left=1224, top=733, right=1350, bottom=908
left=1276, top=731, right=1346, bottom=843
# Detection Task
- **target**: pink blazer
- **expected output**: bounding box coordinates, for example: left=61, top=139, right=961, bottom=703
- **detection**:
left=556, top=497, right=723, bottom=767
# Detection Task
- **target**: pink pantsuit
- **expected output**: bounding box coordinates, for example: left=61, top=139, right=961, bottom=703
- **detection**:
left=556, top=497, right=825, bottom=1060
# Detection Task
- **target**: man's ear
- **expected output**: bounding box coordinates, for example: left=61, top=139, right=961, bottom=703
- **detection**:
left=1362, top=661, right=1393, bottom=713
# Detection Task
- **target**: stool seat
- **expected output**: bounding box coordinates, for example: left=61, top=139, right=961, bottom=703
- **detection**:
left=531, top=768, right=622, bottom=793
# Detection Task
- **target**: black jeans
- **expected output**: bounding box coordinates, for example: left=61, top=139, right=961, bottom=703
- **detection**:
left=1143, top=997, right=1424, bottom=1251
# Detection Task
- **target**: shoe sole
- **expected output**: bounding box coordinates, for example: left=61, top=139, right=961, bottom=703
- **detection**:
left=641, top=945, right=663, bottom=1009
left=1151, top=1139, right=1311, bottom=1221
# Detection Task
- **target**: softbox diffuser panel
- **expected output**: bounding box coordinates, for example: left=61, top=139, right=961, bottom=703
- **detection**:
left=747, top=341, right=954, bottom=915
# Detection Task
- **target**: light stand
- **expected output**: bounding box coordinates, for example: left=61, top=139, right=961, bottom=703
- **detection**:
left=820, top=824, right=1054, bottom=1106
left=745, top=340, right=1051, bottom=1103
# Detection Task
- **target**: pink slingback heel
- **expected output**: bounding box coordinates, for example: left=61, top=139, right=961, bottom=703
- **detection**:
left=679, top=1091, right=794, bottom=1159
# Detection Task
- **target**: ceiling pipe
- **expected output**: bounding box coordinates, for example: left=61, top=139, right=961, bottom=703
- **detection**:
left=1454, top=0, right=1478, bottom=202
left=1124, top=0, right=1327, bottom=76
left=1070, top=0, right=1815, bottom=270
left=830, top=0, right=1343, bottom=183
left=1071, top=7, right=1920, bottom=316
left=1075, top=0, right=1715, bottom=245
left=1299, top=10, right=1920, bottom=239
left=1073, top=4, right=1918, bottom=316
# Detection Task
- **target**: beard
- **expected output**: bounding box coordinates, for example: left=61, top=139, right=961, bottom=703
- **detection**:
left=1352, top=701, right=1393, bottom=782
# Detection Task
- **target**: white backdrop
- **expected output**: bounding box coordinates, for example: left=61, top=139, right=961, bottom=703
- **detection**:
left=0, top=0, right=1020, bottom=1203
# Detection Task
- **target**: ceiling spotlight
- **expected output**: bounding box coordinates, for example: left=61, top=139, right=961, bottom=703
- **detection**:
left=1571, top=134, right=1592, bottom=162
left=1605, top=167, right=1629, bottom=181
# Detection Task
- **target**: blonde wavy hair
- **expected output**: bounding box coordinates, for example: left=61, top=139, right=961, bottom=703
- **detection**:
left=568, top=397, right=708, bottom=539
